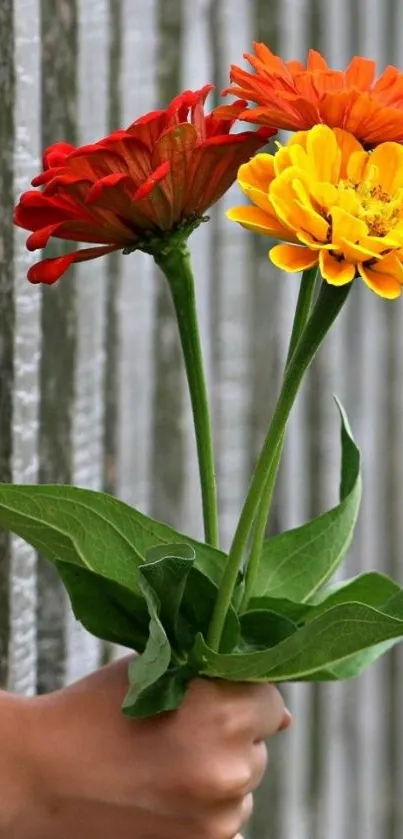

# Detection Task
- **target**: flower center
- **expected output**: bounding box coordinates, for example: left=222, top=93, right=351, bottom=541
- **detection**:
left=338, top=171, right=403, bottom=238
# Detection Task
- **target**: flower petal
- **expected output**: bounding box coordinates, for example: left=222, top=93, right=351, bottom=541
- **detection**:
left=270, top=243, right=318, bottom=272
left=359, top=253, right=403, bottom=298
left=319, top=249, right=356, bottom=285
left=27, top=245, right=119, bottom=285
left=227, top=205, right=296, bottom=240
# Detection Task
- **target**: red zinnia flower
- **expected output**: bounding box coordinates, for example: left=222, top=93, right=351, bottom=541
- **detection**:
left=14, top=84, right=273, bottom=284
left=216, top=44, right=403, bottom=147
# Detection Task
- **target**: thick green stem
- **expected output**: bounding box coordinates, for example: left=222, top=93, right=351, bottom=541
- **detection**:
left=207, top=280, right=351, bottom=649
left=154, top=244, right=219, bottom=548
left=239, top=267, right=319, bottom=612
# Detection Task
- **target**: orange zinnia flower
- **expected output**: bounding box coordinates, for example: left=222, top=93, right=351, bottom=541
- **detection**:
left=15, top=85, right=273, bottom=284
left=217, top=44, right=403, bottom=147
left=228, top=125, right=403, bottom=299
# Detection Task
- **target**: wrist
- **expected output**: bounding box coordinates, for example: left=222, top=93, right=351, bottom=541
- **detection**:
left=0, top=692, right=43, bottom=839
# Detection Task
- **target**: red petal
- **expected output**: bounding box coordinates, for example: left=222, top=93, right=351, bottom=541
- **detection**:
left=86, top=172, right=134, bottom=204
left=32, top=167, right=63, bottom=187
left=27, top=245, right=118, bottom=285
left=14, top=191, right=80, bottom=231
left=43, top=142, right=76, bottom=170
left=133, top=160, right=171, bottom=201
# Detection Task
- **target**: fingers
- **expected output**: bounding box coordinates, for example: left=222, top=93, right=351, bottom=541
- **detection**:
left=247, top=683, right=292, bottom=741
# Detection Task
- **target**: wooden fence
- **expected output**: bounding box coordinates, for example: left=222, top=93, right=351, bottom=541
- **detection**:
left=1, top=1, right=403, bottom=837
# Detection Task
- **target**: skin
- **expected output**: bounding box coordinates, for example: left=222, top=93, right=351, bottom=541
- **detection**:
left=0, top=657, right=292, bottom=839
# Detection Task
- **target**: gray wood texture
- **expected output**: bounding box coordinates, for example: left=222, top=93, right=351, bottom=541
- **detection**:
left=1, top=0, right=402, bottom=835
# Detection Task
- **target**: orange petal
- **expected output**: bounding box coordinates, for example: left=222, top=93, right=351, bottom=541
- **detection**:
left=359, top=253, right=403, bottom=299
left=270, top=243, right=318, bottom=272
left=319, top=249, right=355, bottom=285
left=227, top=205, right=295, bottom=240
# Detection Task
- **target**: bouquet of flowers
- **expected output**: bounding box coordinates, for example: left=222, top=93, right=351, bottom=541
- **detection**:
left=4, top=46, right=403, bottom=717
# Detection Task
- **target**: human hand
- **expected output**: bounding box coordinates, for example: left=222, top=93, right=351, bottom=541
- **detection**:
left=2, top=657, right=291, bottom=839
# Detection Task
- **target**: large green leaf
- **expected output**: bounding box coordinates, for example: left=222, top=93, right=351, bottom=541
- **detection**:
left=57, top=562, right=149, bottom=650
left=239, top=610, right=297, bottom=651
left=179, top=566, right=240, bottom=654
left=122, top=573, right=171, bottom=717
left=305, top=572, right=401, bottom=620
left=194, top=602, right=403, bottom=682
left=141, top=544, right=195, bottom=645
left=0, top=484, right=225, bottom=590
left=253, top=401, right=361, bottom=602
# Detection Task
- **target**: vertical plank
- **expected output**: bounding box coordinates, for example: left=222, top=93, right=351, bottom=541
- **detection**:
left=0, top=0, right=15, bottom=689
left=382, top=16, right=403, bottom=839
left=149, top=0, right=186, bottom=533
left=181, top=0, right=214, bottom=541
left=354, top=4, right=390, bottom=837
left=207, top=0, right=254, bottom=550
left=273, top=4, right=312, bottom=838
left=9, top=0, right=41, bottom=695
left=103, top=0, right=122, bottom=498
left=36, top=0, right=78, bottom=693
left=65, top=0, right=109, bottom=683
left=116, top=0, right=157, bottom=512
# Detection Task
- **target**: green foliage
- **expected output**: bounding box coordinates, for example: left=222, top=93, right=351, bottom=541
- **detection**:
left=1, top=403, right=403, bottom=716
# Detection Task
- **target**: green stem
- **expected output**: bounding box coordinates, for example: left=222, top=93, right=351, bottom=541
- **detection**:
left=239, top=267, right=319, bottom=612
left=207, top=279, right=351, bottom=649
left=154, top=243, right=219, bottom=548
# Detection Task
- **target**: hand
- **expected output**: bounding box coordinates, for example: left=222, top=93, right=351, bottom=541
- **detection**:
left=2, top=657, right=292, bottom=839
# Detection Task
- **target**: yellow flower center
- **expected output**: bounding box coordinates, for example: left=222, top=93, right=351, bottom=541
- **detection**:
left=339, top=173, right=403, bottom=238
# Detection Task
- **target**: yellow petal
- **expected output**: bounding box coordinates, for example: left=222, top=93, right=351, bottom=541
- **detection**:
left=347, top=149, right=370, bottom=184
left=333, top=129, right=363, bottom=179
left=274, top=143, right=309, bottom=176
left=306, top=125, right=341, bottom=184
left=339, top=239, right=383, bottom=262
left=270, top=243, right=318, bottom=273
left=359, top=253, right=403, bottom=299
left=238, top=153, right=275, bottom=191
left=368, top=143, right=403, bottom=193
left=330, top=206, right=368, bottom=245
left=319, top=249, right=356, bottom=285
left=239, top=184, right=276, bottom=217
left=226, top=205, right=295, bottom=240
left=336, top=188, right=360, bottom=215
left=297, top=231, right=333, bottom=250
left=309, top=182, right=338, bottom=211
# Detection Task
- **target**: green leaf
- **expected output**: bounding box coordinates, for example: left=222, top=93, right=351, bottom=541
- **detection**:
left=254, top=400, right=361, bottom=602
left=239, top=610, right=297, bottom=651
left=306, top=572, right=401, bottom=620
left=122, top=665, right=195, bottom=718
left=193, top=602, right=403, bottom=682
left=140, top=544, right=195, bottom=644
left=311, top=639, right=400, bottom=681
left=0, top=484, right=226, bottom=592
left=56, top=562, right=149, bottom=650
left=180, top=567, right=240, bottom=654
left=248, top=596, right=310, bottom=625
left=122, top=574, right=171, bottom=716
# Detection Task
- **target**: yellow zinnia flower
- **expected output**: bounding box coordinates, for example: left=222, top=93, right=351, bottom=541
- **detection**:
left=228, top=124, right=403, bottom=299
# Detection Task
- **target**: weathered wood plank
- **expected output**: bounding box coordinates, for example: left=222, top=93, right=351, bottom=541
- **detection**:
left=36, top=0, right=78, bottom=694
left=9, top=0, right=41, bottom=695
left=66, top=0, right=109, bottom=683
left=116, top=0, right=157, bottom=514
left=0, top=0, right=15, bottom=689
